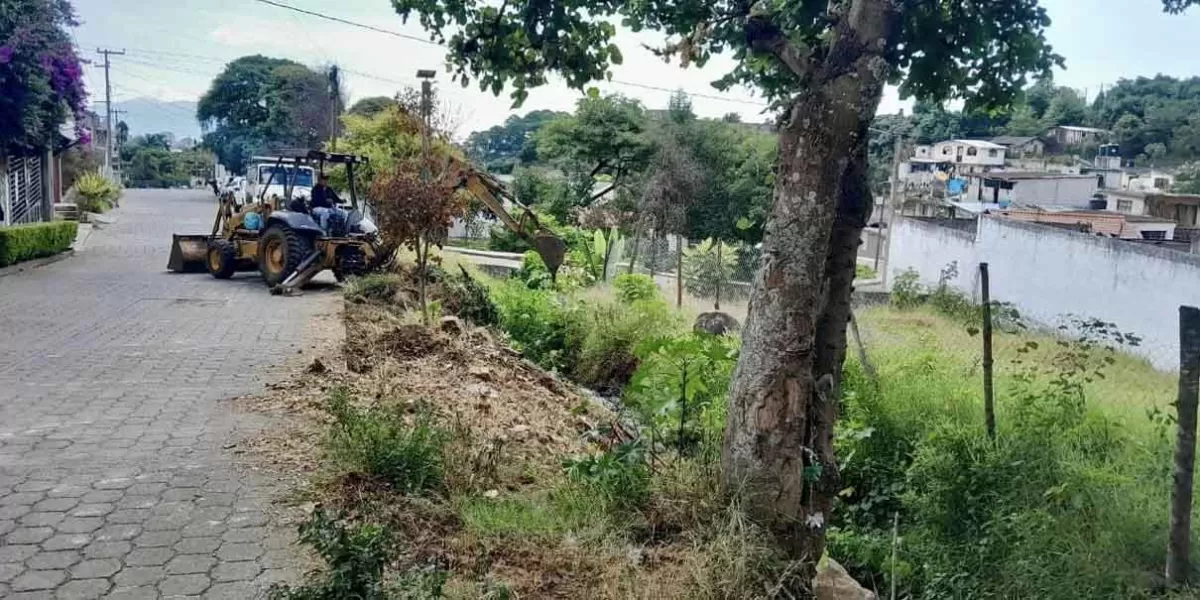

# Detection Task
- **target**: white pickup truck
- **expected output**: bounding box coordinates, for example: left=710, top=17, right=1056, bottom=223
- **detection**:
left=242, top=159, right=315, bottom=205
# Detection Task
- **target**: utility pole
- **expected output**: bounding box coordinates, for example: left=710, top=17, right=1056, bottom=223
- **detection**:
left=327, top=65, right=341, bottom=152
left=417, top=69, right=435, bottom=180
left=96, top=48, right=125, bottom=181
left=877, top=133, right=904, bottom=287
left=111, top=109, right=127, bottom=185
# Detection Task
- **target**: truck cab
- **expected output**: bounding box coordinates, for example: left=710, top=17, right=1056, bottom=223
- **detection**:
left=244, top=160, right=315, bottom=206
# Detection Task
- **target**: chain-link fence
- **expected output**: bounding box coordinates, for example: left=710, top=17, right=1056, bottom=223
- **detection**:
left=605, top=232, right=760, bottom=320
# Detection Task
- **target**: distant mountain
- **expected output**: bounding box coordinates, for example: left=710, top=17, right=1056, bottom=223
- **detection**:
left=111, top=98, right=201, bottom=139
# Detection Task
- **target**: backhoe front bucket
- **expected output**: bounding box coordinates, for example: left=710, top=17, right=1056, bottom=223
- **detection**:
left=168, top=234, right=211, bottom=273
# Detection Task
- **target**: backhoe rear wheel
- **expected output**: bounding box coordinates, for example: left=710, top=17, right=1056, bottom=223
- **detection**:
left=206, top=239, right=238, bottom=279
left=258, top=225, right=314, bottom=287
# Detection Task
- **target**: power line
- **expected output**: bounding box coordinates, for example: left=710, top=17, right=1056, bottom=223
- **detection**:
left=250, top=0, right=437, bottom=46
left=249, top=0, right=768, bottom=109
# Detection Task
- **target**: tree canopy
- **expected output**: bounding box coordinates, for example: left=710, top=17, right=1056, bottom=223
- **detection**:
left=463, top=109, right=567, bottom=173
left=347, top=96, right=399, bottom=117
left=197, top=55, right=336, bottom=172
left=0, top=0, right=88, bottom=153
left=393, top=0, right=1059, bottom=111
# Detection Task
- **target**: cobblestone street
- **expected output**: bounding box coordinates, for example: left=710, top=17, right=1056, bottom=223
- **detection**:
left=0, top=190, right=340, bottom=599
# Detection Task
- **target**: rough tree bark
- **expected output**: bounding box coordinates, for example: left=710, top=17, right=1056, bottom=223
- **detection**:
left=721, top=0, right=900, bottom=569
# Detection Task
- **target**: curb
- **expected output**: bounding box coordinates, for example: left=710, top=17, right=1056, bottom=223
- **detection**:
left=74, top=222, right=94, bottom=251
left=0, top=250, right=75, bottom=279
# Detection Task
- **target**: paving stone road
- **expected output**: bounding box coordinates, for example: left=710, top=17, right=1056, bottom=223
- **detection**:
left=0, top=190, right=340, bottom=599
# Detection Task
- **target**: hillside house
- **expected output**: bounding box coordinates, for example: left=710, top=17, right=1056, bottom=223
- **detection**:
left=930, top=140, right=1007, bottom=173
left=966, top=172, right=1100, bottom=207
left=1050, top=125, right=1110, bottom=147
left=988, top=135, right=1045, bottom=158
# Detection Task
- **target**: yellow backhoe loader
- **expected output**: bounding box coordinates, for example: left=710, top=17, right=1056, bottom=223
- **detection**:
left=168, top=150, right=386, bottom=293
left=168, top=149, right=567, bottom=292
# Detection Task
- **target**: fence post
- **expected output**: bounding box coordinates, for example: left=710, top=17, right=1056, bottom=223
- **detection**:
left=980, top=262, right=995, bottom=440
left=714, top=240, right=722, bottom=311
left=1167, top=305, right=1200, bottom=586
left=676, top=235, right=684, bottom=309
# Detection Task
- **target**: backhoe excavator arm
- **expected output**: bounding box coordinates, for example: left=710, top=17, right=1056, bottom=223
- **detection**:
left=448, top=159, right=568, bottom=277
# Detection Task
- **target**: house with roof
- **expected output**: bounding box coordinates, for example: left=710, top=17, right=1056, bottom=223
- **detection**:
left=988, top=135, right=1044, bottom=158
left=994, top=207, right=1177, bottom=241
left=964, top=171, right=1101, bottom=207
left=1049, top=125, right=1110, bottom=148
left=928, top=139, right=1007, bottom=173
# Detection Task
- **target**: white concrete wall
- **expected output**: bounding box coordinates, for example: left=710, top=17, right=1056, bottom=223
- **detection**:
left=889, top=216, right=1200, bottom=369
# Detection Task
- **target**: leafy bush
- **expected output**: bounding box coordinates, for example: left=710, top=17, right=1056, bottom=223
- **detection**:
left=571, top=296, right=684, bottom=393
left=624, top=332, right=739, bottom=454
left=855, top=263, right=877, bottom=279
left=0, top=221, right=77, bottom=267
left=325, top=390, right=447, bottom=494
left=513, top=250, right=554, bottom=289
left=443, top=267, right=500, bottom=326
left=682, top=238, right=737, bottom=299
left=490, top=279, right=583, bottom=372
left=74, top=171, right=120, bottom=213
left=563, top=441, right=651, bottom=511
left=889, top=268, right=923, bottom=308
left=268, top=507, right=393, bottom=600
left=612, top=273, right=659, bottom=303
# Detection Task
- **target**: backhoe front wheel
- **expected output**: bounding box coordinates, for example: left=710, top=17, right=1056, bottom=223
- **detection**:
left=207, top=239, right=238, bottom=279
left=258, top=225, right=314, bottom=287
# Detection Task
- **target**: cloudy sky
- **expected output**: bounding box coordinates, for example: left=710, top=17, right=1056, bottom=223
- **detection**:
left=70, top=0, right=1200, bottom=137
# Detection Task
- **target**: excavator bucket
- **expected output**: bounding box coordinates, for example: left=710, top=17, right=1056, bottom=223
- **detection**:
left=167, top=234, right=211, bottom=273
left=533, top=233, right=568, bottom=278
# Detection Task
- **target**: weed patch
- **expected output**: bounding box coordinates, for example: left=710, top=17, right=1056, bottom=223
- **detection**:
left=325, top=390, right=447, bottom=495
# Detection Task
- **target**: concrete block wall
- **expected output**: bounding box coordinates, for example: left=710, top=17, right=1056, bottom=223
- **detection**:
left=889, top=216, right=1200, bottom=370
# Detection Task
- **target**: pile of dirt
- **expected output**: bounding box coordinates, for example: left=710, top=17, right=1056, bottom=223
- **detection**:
left=238, top=299, right=613, bottom=483
left=342, top=301, right=607, bottom=465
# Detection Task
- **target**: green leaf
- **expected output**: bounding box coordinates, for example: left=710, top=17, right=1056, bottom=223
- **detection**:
left=608, top=44, right=623, bottom=65
left=736, top=217, right=754, bottom=231
left=586, top=87, right=600, bottom=98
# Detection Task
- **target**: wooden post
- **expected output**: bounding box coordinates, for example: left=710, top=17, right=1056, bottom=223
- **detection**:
left=980, top=262, right=995, bottom=440
left=849, top=310, right=878, bottom=386
left=1167, top=305, right=1200, bottom=586
left=714, top=240, right=723, bottom=311
left=676, top=235, right=684, bottom=309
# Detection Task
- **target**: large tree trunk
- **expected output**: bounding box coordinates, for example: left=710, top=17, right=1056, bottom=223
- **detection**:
left=721, top=0, right=899, bottom=573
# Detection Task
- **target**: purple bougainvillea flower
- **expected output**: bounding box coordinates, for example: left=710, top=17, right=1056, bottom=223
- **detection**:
left=0, top=46, right=13, bottom=65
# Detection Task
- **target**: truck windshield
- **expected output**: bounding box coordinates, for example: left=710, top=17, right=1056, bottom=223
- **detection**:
left=259, top=166, right=314, bottom=188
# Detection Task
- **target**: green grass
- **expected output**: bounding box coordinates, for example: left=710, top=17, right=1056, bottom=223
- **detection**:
left=855, top=305, right=1175, bottom=425
left=834, top=305, right=1187, bottom=598
left=855, top=263, right=878, bottom=280
left=457, top=485, right=611, bottom=540
left=324, top=390, right=447, bottom=495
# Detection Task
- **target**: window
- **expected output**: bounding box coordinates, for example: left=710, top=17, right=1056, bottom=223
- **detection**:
left=967, top=147, right=978, bottom=157
left=1141, top=230, right=1167, bottom=241
left=1116, top=200, right=1133, bottom=213
left=988, top=149, right=998, bottom=157
left=1155, top=177, right=1170, bottom=190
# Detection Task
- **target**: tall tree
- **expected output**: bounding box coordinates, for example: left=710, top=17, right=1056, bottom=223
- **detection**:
left=534, top=95, right=654, bottom=214
left=0, top=0, right=88, bottom=153
left=197, top=55, right=334, bottom=172
left=391, top=0, right=1064, bottom=576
